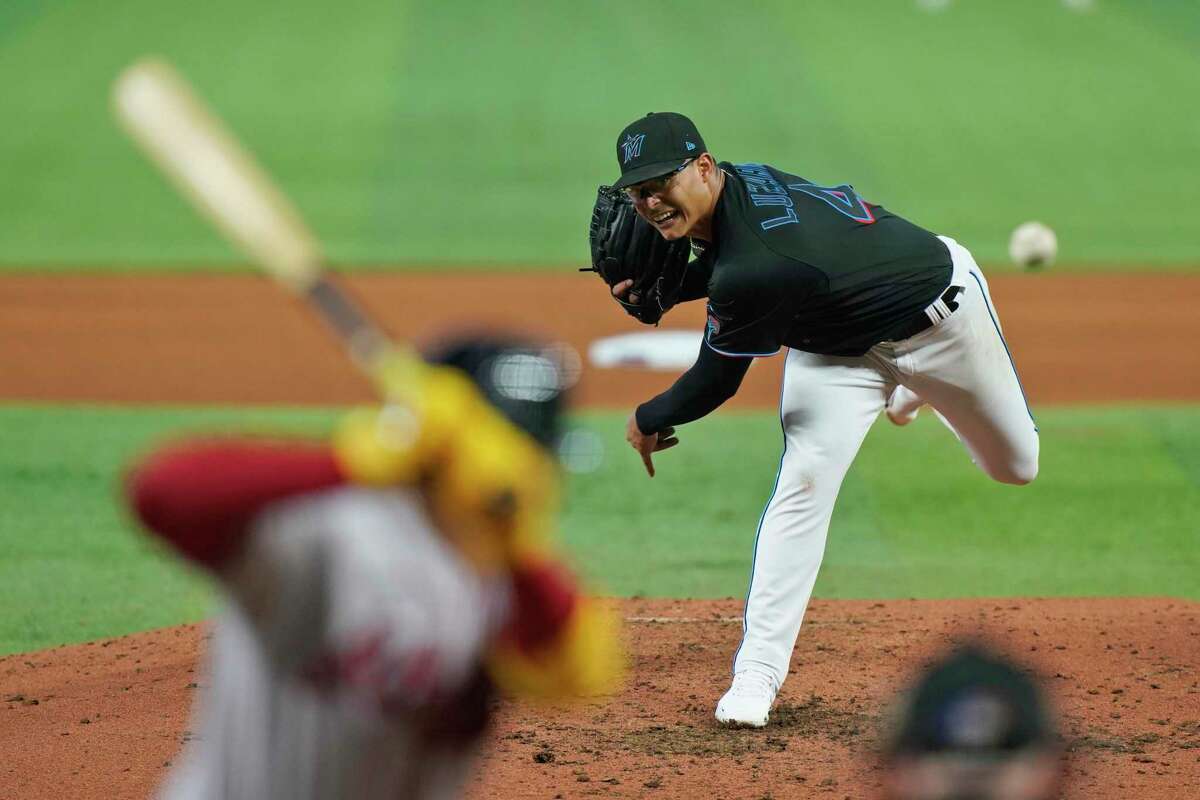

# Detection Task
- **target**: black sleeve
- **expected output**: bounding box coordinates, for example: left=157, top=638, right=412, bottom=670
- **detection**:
left=675, top=258, right=711, bottom=302
left=634, top=341, right=753, bottom=433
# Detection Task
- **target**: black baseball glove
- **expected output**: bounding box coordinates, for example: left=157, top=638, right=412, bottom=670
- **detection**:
left=585, top=186, right=691, bottom=326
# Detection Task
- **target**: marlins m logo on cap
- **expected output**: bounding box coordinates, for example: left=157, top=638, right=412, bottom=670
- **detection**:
left=612, top=113, right=707, bottom=189
left=621, top=133, right=646, bottom=164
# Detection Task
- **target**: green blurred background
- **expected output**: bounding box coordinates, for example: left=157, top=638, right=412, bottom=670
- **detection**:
left=1, top=1, right=1197, bottom=655
left=2, top=0, right=1198, bottom=268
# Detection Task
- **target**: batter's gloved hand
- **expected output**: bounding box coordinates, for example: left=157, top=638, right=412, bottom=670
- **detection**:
left=584, top=185, right=691, bottom=326
left=487, top=559, right=625, bottom=700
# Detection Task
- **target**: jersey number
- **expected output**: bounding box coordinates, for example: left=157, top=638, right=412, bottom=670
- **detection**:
left=787, top=182, right=876, bottom=224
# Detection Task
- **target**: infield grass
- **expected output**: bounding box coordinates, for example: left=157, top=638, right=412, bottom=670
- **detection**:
left=1, top=1, right=1198, bottom=268
left=1, top=403, right=1197, bottom=655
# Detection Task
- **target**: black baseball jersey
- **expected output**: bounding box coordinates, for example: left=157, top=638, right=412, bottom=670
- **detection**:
left=701, top=162, right=952, bottom=358
left=635, top=161, right=952, bottom=434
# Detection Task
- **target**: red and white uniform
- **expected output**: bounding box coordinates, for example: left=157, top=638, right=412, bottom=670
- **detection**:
left=129, top=443, right=510, bottom=800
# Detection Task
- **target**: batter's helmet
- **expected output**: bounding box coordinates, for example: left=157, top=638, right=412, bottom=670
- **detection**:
left=422, top=335, right=577, bottom=451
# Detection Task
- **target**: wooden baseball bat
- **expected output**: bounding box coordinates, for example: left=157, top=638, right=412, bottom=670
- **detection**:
left=112, top=57, right=407, bottom=384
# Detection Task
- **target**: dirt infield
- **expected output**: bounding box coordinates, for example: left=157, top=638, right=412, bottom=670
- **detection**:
left=1, top=599, right=1197, bottom=799
left=2, top=272, right=1199, bottom=798
left=2, top=272, right=1199, bottom=406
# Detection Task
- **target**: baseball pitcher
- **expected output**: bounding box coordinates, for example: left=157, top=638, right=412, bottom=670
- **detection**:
left=587, top=112, right=1038, bottom=728
left=127, top=336, right=622, bottom=799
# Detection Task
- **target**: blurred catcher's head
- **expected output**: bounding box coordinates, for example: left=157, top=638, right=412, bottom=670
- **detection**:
left=884, top=643, right=1062, bottom=800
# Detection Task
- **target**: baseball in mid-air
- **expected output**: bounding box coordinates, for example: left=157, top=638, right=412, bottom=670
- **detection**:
left=1008, top=221, right=1057, bottom=269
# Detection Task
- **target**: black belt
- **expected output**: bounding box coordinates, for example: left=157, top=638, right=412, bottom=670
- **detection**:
left=892, top=285, right=963, bottom=341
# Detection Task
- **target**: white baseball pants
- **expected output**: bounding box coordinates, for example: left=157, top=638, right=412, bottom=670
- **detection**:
left=731, top=236, right=1039, bottom=688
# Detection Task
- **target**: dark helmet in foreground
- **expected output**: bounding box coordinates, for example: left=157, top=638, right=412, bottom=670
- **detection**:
left=422, top=334, right=579, bottom=452
left=884, top=644, right=1062, bottom=800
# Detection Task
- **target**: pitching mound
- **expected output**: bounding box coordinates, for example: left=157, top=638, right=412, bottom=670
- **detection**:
left=2, top=598, right=1196, bottom=799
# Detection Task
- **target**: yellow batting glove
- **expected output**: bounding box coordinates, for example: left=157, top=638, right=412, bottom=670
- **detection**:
left=332, top=361, right=482, bottom=486
left=487, top=595, right=626, bottom=700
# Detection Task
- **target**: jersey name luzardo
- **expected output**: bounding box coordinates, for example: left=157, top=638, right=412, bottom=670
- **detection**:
left=737, top=163, right=798, bottom=230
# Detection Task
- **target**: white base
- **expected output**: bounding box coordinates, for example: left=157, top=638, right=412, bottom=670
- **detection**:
left=588, top=330, right=702, bottom=370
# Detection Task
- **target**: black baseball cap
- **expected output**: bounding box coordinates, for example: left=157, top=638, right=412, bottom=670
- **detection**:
left=612, top=112, right=706, bottom=189
left=889, top=645, right=1054, bottom=758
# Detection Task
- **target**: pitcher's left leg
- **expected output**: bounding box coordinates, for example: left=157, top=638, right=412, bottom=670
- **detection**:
left=895, top=240, right=1038, bottom=485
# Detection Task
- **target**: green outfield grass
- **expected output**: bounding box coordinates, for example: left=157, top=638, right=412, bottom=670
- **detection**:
left=1, top=1, right=1198, bottom=269
left=1, top=403, right=1196, bottom=655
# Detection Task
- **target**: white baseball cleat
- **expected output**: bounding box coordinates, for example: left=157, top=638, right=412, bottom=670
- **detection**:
left=715, top=670, right=779, bottom=728
left=886, top=385, right=924, bottom=426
